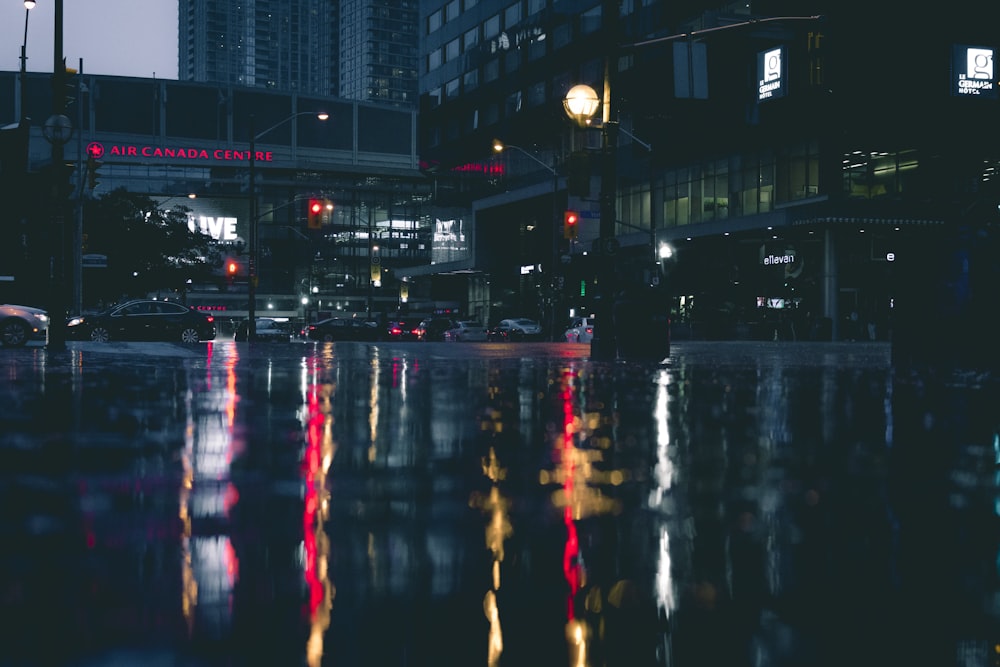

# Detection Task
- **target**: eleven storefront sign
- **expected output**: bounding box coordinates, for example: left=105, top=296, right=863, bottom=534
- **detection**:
left=86, top=141, right=275, bottom=163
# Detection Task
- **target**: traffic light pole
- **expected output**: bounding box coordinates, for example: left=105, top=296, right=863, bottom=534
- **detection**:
left=248, top=114, right=258, bottom=340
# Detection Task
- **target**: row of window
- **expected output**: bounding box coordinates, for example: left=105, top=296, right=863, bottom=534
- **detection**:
left=614, top=146, right=916, bottom=232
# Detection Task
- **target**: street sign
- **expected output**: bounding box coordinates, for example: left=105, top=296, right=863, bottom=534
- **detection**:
left=81, top=253, right=108, bottom=268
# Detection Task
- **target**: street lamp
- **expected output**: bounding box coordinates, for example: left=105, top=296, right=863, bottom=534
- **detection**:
left=492, top=139, right=563, bottom=340
left=563, top=80, right=619, bottom=360
left=247, top=110, right=328, bottom=340
left=19, top=0, right=34, bottom=123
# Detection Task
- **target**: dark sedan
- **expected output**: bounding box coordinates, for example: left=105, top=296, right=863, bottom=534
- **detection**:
left=305, top=317, right=380, bottom=342
left=385, top=319, right=422, bottom=341
left=66, top=299, right=217, bottom=343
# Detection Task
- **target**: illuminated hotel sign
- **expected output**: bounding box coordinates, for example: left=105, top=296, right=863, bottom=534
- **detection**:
left=756, top=46, right=786, bottom=102
left=952, top=45, right=996, bottom=98
left=87, top=141, right=274, bottom=163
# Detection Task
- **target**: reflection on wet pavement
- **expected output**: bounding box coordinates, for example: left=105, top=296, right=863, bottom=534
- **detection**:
left=0, top=341, right=997, bottom=666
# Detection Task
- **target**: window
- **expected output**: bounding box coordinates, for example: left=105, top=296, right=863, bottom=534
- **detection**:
left=428, top=48, right=442, bottom=71
left=504, top=50, right=520, bottom=74
left=580, top=5, right=602, bottom=34
left=464, top=26, right=479, bottom=50
left=485, top=14, right=500, bottom=39
left=463, top=69, right=479, bottom=92
left=619, top=181, right=650, bottom=234
left=484, top=58, right=500, bottom=82
left=505, top=90, right=522, bottom=116
left=427, top=87, right=442, bottom=109
left=526, top=80, right=545, bottom=107
left=505, top=2, right=522, bottom=27
left=446, top=78, right=460, bottom=99
left=552, top=22, right=572, bottom=50
left=446, top=38, right=460, bottom=62
left=427, top=9, right=442, bottom=33
left=843, top=148, right=909, bottom=199
left=528, top=0, right=546, bottom=15
left=446, top=0, right=461, bottom=21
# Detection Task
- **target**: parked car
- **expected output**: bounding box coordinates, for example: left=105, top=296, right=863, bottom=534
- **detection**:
left=305, top=317, right=380, bottom=342
left=564, top=316, right=596, bottom=343
left=0, top=303, right=49, bottom=347
left=443, top=320, right=489, bottom=342
left=415, top=317, right=456, bottom=342
left=489, top=318, right=543, bottom=341
left=65, top=299, right=216, bottom=343
left=234, top=318, right=292, bottom=342
left=385, top=319, right=422, bottom=341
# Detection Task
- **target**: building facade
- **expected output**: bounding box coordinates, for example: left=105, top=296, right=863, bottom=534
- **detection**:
left=1, top=72, right=459, bottom=329
left=416, top=0, right=1000, bottom=344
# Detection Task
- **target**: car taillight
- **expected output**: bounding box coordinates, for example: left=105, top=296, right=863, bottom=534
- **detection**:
left=391, top=327, right=402, bottom=335
left=585, top=326, right=592, bottom=333
left=206, top=316, right=215, bottom=323
left=308, top=325, right=316, bottom=332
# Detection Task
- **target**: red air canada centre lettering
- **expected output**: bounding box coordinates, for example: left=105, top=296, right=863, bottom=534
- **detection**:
left=91, top=142, right=273, bottom=163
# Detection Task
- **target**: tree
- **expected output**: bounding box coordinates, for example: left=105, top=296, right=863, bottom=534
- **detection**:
left=82, top=189, right=221, bottom=304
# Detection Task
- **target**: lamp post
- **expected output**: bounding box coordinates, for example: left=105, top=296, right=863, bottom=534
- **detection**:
left=564, top=78, right=618, bottom=359
left=247, top=110, right=328, bottom=340
left=19, top=1, right=34, bottom=123
left=492, top=139, right=561, bottom=339
left=43, top=0, right=72, bottom=351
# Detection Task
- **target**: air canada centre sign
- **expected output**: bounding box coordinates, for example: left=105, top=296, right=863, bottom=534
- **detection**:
left=86, top=141, right=274, bottom=163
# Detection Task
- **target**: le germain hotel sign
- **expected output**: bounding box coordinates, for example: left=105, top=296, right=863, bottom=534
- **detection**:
left=952, top=45, right=996, bottom=99
left=757, top=46, right=786, bottom=102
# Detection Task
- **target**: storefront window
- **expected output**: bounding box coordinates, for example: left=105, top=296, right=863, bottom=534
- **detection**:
left=843, top=149, right=904, bottom=199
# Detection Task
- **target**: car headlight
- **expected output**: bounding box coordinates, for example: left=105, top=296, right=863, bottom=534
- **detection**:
left=37, top=314, right=49, bottom=324
left=66, top=317, right=85, bottom=327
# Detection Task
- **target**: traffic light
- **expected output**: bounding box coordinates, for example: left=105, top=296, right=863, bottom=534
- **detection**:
left=307, top=198, right=323, bottom=229
left=87, top=156, right=103, bottom=190
left=564, top=210, right=579, bottom=239
left=227, top=260, right=238, bottom=275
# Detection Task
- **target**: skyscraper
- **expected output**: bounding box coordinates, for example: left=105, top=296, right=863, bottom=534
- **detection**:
left=179, top=0, right=417, bottom=106
left=339, top=0, right=419, bottom=106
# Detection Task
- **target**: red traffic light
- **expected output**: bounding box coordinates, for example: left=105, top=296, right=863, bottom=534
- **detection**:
left=227, top=261, right=238, bottom=274
left=564, top=210, right=579, bottom=239
left=309, top=200, right=323, bottom=215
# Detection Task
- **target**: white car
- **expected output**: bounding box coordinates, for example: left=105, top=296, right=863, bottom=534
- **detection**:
left=0, top=303, right=49, bottom=347
left=564, top=316, right=596, bottom=343
left=443, top=320, right=489, bottom=342
left=490, top=318, right=543, bottom=341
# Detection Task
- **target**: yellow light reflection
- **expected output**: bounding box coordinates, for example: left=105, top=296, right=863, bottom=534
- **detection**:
left=471, top=446, right=511, bottom=667
left=368, top=357, right=381, bottom=462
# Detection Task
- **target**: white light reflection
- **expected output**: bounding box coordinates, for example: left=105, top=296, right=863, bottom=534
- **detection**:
left=180, top=343, right=242, bottom=637
left=649, top=368, right=674, bottom=506
left=648, top=368, right=678, bottom=618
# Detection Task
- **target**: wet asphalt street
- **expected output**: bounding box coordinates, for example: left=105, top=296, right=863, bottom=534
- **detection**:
left=1, top=339, right=998, bottom=667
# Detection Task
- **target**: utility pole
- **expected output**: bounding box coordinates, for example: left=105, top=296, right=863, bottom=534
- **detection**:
left=44, top=0, right=70, bottom=350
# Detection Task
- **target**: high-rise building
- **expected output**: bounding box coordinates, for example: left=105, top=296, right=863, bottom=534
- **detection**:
left=179, top=0, right=418, bottom=107
left=339, top=0, right=420, bottom=106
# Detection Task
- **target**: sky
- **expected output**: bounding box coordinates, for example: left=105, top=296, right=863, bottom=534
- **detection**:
left=2, top=0, right=177, bottom=79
